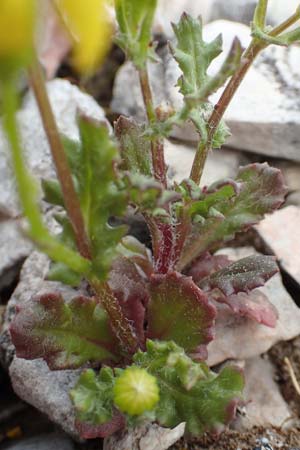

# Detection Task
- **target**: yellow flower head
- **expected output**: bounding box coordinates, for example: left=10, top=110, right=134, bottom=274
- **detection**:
left=54, top=0, right=113, bottom=74
left=0, top=0, right=36, bottom=71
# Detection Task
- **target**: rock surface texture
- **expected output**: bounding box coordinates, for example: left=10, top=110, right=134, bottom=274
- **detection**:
left=103, top=422, right=186, bottom=450
left=234, top=357, right=292, bottom=430
left=112, top=20, right=300, bottom=162
left=207, top=247, right=300, bottom=366
left=255, top=206, right=300, bottom=287
left=5, top=433, right=75, bottom=450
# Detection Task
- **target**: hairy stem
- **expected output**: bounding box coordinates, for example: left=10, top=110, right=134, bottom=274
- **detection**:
left=28, top=59, right=91, bottom=260
left=91, top=279, right=138, bottom=354
left=27, top=61, right=138, bottom=354
left=190, top=42, right=262, bottom=184
left=138, top=66, right=167, bottom=187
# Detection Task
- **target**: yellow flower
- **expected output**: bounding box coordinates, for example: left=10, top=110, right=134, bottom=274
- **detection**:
left=0, top=0, right=36, bottom=69
left=54, top=0, right=113, bottom=74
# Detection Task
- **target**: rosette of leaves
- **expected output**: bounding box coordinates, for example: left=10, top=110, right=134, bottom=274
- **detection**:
left=8, top=0, right=295, bottom=441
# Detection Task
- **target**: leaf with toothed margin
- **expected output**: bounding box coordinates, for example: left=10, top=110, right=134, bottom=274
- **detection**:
left=10, top=293, right=120, bottom=370
left=146, top=271, right=216, bottom=354
left=171, top=13, right=222, bottom=99
left=109, top=256, right=149, bottom=344
left=43, top=116, right=127, bottom=282
left=212, top=290, right=278, bottom=328
left=198, top=255, right=278, bottom=296
left=178, top=163, right=287, bottom=270
left=189, top=252, right=231, bottom=284
left=133, top=340, right=245, bottom=435
left=115, top=116, right=153, bottom=176
left=70, top=367, right=126, bottom=438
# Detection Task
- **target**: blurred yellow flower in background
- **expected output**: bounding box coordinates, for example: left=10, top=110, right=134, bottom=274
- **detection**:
left=54, top=0, right=113, bottom=74
left=0, top=0, right=36, bottom=69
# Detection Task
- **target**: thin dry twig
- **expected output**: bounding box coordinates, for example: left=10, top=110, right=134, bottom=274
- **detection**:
left=284, top=356, right=300, bottom=397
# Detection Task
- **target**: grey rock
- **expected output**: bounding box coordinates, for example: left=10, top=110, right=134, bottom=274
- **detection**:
left=234, top=357, right=292, bottom=430
left=104, top=422, right=185, bottom=450
left=6, top=433, right=75, bottom=450
left=9, top=358, right=81, bottom=438
left=210, top=0, right=257, bottom=25
left=1, top=251, right=82, bottom=437
left=111, top=61, right=164, bottom=123
left=0, top=79, right=108, bottom=290
left=255, top=206, right=300, bottom=287
left=112, top=20, right=300, bottom=162
left=207, top=247, right=300, bottom=366
left=154, top=0, right=213, bottom=37
left=165, top=139, right=249, bottom=185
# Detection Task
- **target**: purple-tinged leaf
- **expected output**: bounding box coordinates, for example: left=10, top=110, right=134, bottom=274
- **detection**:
left=178, top=163, right=287, bottom=269
left=198, top=255, right=278, bottom=296
left=109, top=256, right=149, bottom=344
left=146, top=271, right=216, bottom=353
left=10, top=293, right=120, bottom=370
left=75, top=413, right=125, bottom=439
left=71, top=367, right=125, bottom=438
left=117, top=236, right=153, bottom=277
left=189, top=252, right=231, bottom=283
left=211, top=290, right=278, bottom=328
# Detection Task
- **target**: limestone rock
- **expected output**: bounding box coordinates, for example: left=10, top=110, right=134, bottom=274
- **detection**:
left=255, top=206, right=300, bottom=287
left=207, top=247, right=300, bottom=366
left=0, top=79, right=108, bottom=293
left=112, top=20, right=300, bottom=162
left=103, top=422, right=185, bottom=450
left=154, top=0, right=213, bottom=37
left=210, top=0, right=257, bottom=25
left=165, top=140, right=248, bottom=186
left=6, top=433, right=75, bottom=450
left=234, top=357, right=292, bottom=430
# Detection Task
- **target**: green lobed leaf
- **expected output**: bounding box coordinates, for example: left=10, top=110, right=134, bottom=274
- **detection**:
left=171, top=13, right=222, bottom=99
left=115, top=115, right=153, bottom=176
left=10, top=293, right=120, bottom=369
left=115, top=0, right=158, bottom=68
left=45, top=116, right=128, bottom=282
left=177, top=163, right=287, bottom=270
left=134, top=340, right=245, bottom=435
left=71, top=340, right=244, bottom=438
left=71, top=367, right=115, bottom=426
left=147, top=272, right=216, bottom=354
left=171, top=13, right=234, bottom=148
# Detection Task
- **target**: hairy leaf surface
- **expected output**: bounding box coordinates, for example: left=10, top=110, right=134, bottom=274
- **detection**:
left=178, top=163, right=287, bottom=269
left=10, top=293, right=120, bottom=369
left=199, top=255, right=278, bottom=296
left=147, top=271, right=216, bottom=353
left=134, top=340, right=245, bottom=435
left=115, top=116, right=153, bottom=176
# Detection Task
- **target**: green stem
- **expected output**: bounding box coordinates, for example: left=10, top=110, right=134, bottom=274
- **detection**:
left=2, top=79, right=91, bottom=275
left=138, top=66, right=167, bottom=187
left=190, top=41, right=262, bottom=185
left=269, top=6, right=300, bottom=36
left=28, top=59, right=91, bottom=260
